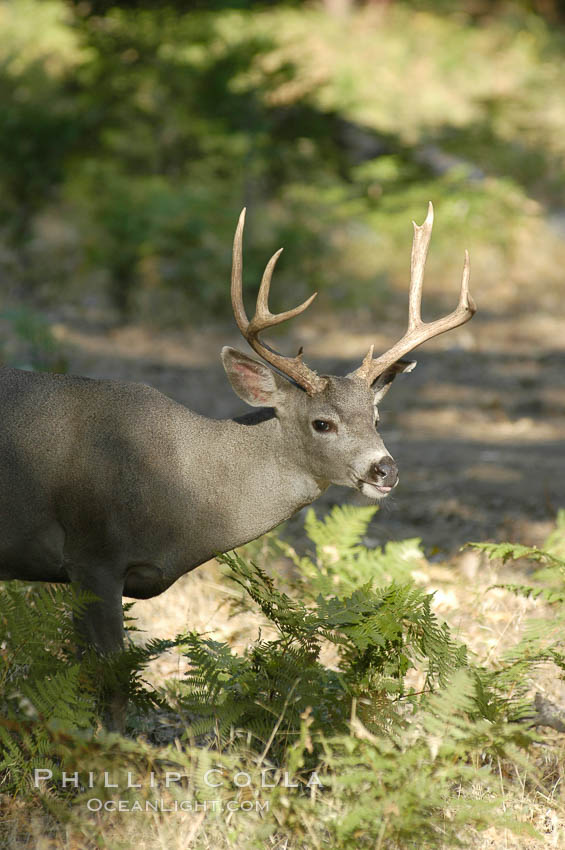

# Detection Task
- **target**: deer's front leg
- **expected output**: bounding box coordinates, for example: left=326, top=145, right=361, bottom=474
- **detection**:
left=70, top=566, right=128, bottom=732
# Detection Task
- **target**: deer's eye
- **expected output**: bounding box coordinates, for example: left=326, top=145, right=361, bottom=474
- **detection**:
left=312, top=419, right=336, bottom=434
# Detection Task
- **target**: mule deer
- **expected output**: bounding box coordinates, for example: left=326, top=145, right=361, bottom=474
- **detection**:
left=0, top=203, right=475, bottom=727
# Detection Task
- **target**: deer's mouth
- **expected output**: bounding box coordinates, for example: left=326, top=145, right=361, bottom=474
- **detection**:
left=354, top=477, right=394, bottom=498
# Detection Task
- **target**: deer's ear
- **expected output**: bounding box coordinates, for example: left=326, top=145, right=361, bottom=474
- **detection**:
left=222, top=347, right=287, bottom=407
left=372, top=359, right=416, bottom=405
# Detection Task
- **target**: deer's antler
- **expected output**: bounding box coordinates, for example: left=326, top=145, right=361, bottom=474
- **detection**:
left=231, top=209, right=328, bottom=396
left=351, top=202, right=476, bottom=385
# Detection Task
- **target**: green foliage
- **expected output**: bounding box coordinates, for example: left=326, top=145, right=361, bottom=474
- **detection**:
left=0, top=1, right=84, bottom=290
left=170, top=507, right=466, bottom=761
left=543, top=508, right=565, bottom=559
left=469, top=517, right=565, bottom=705
left=0, top=307, right=68, bottom=372
left=165, top=505, right=553, bottom=847
left=289, top=671, right=537, bottom=850
left=2, top=1, right=565, bottom=321
left=0, top=583, right=98, bottom=793
left=4, top=505, right=565, bottom=846
left=0, top=581, right=176, bottom=794
left=0, top=584, right=94, bottom=720
left=470, top=540, right=565, bottom=570
left=280, top=504, right=426, bottom=596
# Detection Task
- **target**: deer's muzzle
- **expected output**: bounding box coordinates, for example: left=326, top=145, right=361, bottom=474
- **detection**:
left=367, top=456, right=398, bottom=491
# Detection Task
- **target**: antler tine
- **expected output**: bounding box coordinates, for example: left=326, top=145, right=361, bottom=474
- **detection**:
left=255, top=248, right=283, bottom=320
left=230, top=209, right=327, bottom=396
left=408, top=200, right=434, bottom=331
left=231, top=208, right=250, bottom=334
left=250, top=250, right=318, bottom=333
left=459, top=249, right=472, bottom=310
left=352, top=202, right=476, bottom=385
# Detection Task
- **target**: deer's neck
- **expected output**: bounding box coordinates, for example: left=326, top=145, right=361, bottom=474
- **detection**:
left=186, top=408, right=326, bottom=553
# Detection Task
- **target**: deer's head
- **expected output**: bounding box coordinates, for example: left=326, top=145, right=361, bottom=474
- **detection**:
left=222, top=205, right=476, bottom=498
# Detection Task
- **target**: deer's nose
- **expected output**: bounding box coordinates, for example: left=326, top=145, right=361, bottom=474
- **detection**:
left=369, top=456, right=398, bottom=488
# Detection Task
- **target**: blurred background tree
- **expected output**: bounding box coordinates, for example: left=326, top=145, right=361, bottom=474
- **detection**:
left=0, top=0, right=564, bottom=325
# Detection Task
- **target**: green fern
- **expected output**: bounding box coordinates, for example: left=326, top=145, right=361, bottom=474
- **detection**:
left=469, top=540, right=565, bottom=570
left=304, top=504, right=378, bottom=556
left=276, top=505, right=426, bottom=598
left=279, top=670, right=538, bottom=850
left=468, top=521, right=565, bottom=720
left=0, top=581, right=178, bottom=793
left=172, top=510, right=467, bottom=759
